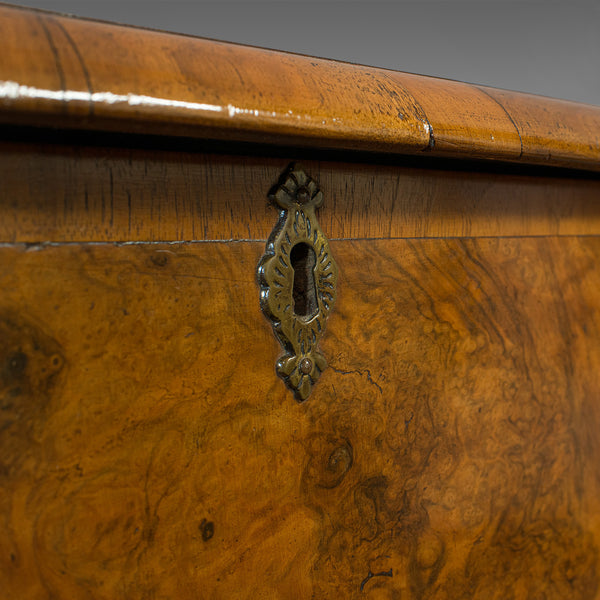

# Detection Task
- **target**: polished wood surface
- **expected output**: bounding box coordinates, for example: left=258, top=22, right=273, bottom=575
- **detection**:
left=2, top=237, right=600, bottom=598
left=1, top=4, right=600, bottom=170
left=2, top=5, right=600, bottom=599
left=1, top=137, right=600, bottom=244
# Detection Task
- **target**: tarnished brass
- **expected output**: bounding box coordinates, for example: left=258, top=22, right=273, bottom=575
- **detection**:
left=258, top=164, right=338, bottom=401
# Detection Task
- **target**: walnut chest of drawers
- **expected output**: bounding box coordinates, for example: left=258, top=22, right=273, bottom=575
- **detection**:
left=2, top=5, right=600, bottom=599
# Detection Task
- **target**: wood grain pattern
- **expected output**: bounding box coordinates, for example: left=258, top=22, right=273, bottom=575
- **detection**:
left=480, top=86, right=600, bottom=169
left=2, top=139, right=600, bottom=243
left=390, top=74, right=523, bottom=161
left=2, top=237, right=600, bottom=598
left=1, top=5, right=600, bottom=170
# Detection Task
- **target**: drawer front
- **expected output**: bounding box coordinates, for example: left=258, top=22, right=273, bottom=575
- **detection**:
left=2, top=142, right=600, bottom=598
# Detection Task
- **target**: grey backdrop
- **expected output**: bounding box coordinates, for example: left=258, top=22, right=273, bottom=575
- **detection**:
left=7, top=0, right=600, bottom=106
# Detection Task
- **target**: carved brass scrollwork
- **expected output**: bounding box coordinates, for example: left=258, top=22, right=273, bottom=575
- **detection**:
left=258, top=164, right=338, bottom=401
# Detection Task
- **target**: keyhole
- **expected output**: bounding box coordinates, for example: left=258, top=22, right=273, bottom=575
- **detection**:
left=290, top=243, right=318, bottom=319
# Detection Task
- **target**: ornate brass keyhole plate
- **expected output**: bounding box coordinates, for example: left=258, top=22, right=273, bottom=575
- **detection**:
left=258, top=164, right=338, bottom=401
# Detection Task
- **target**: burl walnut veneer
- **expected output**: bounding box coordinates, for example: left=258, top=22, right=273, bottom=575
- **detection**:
left=1, top=4, right=600, bottom=599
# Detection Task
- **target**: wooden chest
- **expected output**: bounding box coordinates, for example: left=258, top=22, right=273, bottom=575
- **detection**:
left=2, top=5, right=600, bottom=598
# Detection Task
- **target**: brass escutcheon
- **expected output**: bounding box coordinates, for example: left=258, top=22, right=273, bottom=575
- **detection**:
left=258, top=164, right=338, bottom=401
